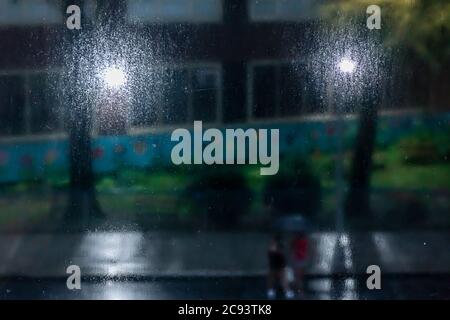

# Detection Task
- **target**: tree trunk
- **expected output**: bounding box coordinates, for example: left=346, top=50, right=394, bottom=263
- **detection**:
left=65, top=90, right=103, bottom=222
left=64, top=0, right=103, bottom=225
left=63, top=0, right=128, bottom=226
left=345, top=89, right=379, bottom=218
left=344, top=28, right=385, bottom=219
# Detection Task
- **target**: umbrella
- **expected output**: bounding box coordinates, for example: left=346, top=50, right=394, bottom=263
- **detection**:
left=273, top=214, right=311, bottom=232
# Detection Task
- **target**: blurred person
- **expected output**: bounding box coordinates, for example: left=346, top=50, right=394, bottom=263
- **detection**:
left=290, top=231, right=309, bottom=295
left=267, top=234, right=295, bottom=299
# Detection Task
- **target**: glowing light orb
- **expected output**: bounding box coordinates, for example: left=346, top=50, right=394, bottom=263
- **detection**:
left=102, top=67, right=127, bottom=89
left=338, top=58, right=356, bottom=74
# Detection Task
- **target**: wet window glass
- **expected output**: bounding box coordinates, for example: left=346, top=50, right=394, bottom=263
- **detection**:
left=29, top=73, right=62, bottom=134
left=0, top=0, right=449, bottom=301
left=0, top=75, right=25, bottom=135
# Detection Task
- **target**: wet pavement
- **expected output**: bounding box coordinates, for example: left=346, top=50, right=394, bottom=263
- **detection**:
left=1, top=231, right=449, bottom=277
left=0, top=231, right=449, bottom=299
left=1, top=275, right=449, bottom=300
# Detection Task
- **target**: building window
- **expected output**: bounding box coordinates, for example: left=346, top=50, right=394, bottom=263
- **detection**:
left=248, top=0, right=318, bottom=22
left=28, top=73, right=61, bottom=134
left=192, top=67, right=219, bottom=122
left=0, top=75, right=25, bottom=135
left=127, top=0, right=223, bottom=24
left=131, top=70, right=161, bottom=128
left=252, top=65, right=277, bottom=118
left=248, top=61, right=321, bottom=120
left=161, top=68, right=189, bottom=125
left=131, top=64, right=221, bottom=128
left=279, top=63, right=305, bottom=116
left=0, top=72, right=62, bottom=137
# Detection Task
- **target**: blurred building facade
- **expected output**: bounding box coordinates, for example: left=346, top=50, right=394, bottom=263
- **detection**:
left=0, top=0, right=447, bottom=139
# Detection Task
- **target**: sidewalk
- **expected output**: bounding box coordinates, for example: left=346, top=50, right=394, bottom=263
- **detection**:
left=0, top=231, right=449, bottom=278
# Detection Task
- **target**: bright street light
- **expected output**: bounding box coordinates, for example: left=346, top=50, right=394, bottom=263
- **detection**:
left=338, top=58, right=356, bottom=74
left=101, top=67, right=127, bottom=89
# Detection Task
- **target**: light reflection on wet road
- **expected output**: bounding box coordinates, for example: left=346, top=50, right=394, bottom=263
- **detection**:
left=0, top=231, right=449, bottom=299
left=1, top=276, right=450, bottom=300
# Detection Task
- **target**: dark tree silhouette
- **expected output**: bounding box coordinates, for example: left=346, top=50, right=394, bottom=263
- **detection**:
left=345, top=86, right=380, bottom=217
left=328, top=0, right=450, bottom=219
left=63, top=0, right=103, bottom=224
left=62, top=0, right=132, bottom=226
left=345, top=31, right=384, bottom=218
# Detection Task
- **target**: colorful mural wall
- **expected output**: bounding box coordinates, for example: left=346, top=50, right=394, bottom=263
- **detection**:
left=0, top=112, right=448, bottom=184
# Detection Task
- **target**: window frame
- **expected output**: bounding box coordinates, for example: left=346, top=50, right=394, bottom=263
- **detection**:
left=0, top=68, right=65, bottom=140
left=247, top=59, right=312, bottom=122
left=128, top=61, right=223, bottom=135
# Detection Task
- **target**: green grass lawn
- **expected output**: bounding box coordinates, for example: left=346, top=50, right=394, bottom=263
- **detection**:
left=0, top=194, right=54, bottom=231
left=372, top=164, right=450, bottom=189
left=0, top=146, right=449, bottom=231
